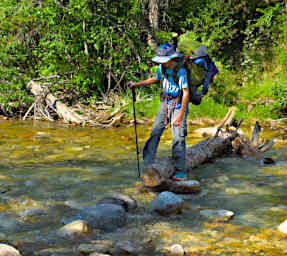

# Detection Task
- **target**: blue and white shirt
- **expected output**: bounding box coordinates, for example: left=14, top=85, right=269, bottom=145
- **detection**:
left=155, top=64, right=189, bottom=109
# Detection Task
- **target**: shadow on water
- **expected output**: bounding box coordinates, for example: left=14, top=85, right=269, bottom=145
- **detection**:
left=0, top=120, right=287, bottom=255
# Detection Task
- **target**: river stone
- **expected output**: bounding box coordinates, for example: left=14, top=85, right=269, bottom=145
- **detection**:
left=58, top=220, right=92, bottom=238
left=89, top=253, right=111, bottom=256
left=278, top=219, right=287, bottom=234
left=19, top=208, right=45, bottom=217
left=199, top=209, right=234, bottom=221
left=64, top=200, right=84, bottom=210
left=169, top=180, right=201, bottom=194
left=111, top=194, right=137, bottom=211
left=35, top=247, right=72, bottom=256
left=150, top=192, right=184, bottom=216
left=77, top=240, right=115, bottom=255
left=0, top=216, right=20, bottom=233
left=0, top=234, right=7, bottom=242
left=96, top=198, right=128, bottom=211
left=79, top=204, right=126, bottom=231
left=114, top=240, right=137, bottom=255
left=0, top=244, right=21, bottom=256
left=170, top=244, right=186, bottom=256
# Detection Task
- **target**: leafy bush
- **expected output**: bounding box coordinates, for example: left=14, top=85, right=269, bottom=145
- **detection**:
left=0, top=0, right=286, bottom=122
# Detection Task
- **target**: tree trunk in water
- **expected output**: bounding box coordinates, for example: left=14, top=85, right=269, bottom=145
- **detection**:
left=148, top=0, right=158, bottom=50
left=141, top=129, right=236, bottom=192
left=141, top=109, right=275, bottom=193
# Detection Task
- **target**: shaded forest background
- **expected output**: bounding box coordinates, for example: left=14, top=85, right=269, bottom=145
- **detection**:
left=0, top=0, right=287, bottom=121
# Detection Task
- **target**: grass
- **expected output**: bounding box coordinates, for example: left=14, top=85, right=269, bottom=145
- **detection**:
left=188, top=96, right=229, bottom=120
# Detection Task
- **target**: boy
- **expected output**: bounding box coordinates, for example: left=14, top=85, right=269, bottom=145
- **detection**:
left=127, top=43, right=189, bottom=181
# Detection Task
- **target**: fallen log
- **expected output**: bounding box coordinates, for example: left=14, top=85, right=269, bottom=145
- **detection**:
left=142, top=128, right=237, bottom=192
left=142, top=108, right=239, bottom=193
left=27, top=81, right=88, bottom=124
left=141, top=110, right=275, bottom=193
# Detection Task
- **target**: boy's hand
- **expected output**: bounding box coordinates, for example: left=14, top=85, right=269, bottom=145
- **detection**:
left=126, top=81, right=136, bottom=89
left=173, top=113, right=183, bottom=126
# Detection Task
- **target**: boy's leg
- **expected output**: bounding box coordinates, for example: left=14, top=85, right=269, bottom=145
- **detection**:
left=170, top=105, right=188, bottom=179
left=143, top=102, right=166, bottom=167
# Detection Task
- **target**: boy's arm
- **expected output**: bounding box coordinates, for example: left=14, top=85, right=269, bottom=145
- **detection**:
left=127, top=77, right=159, bottom=89
left=172, top=87, right=189, bottom=127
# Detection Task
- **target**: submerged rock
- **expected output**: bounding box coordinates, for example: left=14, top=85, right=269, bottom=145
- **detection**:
left=113, top=240, right=137, bottom=255
left=35, top=247, right=73, bottom=256
left=96, top=198, right=128, bottom=212
left=89, top=253, right=111, bottom=256
left=111, top=194, right=137, bottom=211
left=97, top=194, right=137, bottom=212
left=0, top=244, right=22, bottom=256
left=58, top=220, right=92, bottom=238
left=150, top=192, right=184, bottom=216
left=0, top=215, right=21, bottom=233
left=79, top=204, right=126, bottom=231
left=77, top=240, right=115, bottom=255
left=199, top=209, right=234, bottom=221
left=0, top=233, right=7, bottom=242
left=19, top=208, right=45, bottom=217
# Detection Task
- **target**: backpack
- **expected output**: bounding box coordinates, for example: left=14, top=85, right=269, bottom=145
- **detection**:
left=175, top=34, right=219, bottom=104
left=161, top=55, right=218, bottom=105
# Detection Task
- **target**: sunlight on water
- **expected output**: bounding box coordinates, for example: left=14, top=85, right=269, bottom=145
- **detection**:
left=0, top=119, right=287, bottom=255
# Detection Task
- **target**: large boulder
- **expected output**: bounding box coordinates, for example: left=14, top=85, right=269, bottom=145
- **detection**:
left=149, top=192, right=184, bottom=216
left=79, top=204, right=126, bottom=231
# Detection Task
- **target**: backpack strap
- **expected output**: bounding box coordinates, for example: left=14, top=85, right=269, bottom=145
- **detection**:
left=172, top=62, right=181, bottom=84
left=160, top=58, right=184, bottom=86
left=160, top=65, right=166, bottom=89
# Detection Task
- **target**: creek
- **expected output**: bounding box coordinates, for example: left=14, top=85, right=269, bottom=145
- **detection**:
left=0, top=119, right=287, bottom=255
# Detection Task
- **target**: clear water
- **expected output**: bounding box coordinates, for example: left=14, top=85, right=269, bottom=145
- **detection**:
left=0, top=119, right=287, bottom=255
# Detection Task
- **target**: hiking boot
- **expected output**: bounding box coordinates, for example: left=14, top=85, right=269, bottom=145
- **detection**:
left=170, top=172, right=187, bottom=181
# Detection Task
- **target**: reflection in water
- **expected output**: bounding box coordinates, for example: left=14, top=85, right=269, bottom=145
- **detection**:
left=0, top=120, right=287, bottom=254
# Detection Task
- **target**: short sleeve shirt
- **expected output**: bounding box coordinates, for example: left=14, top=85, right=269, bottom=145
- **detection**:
left=155, top=64, right=189, bottom=109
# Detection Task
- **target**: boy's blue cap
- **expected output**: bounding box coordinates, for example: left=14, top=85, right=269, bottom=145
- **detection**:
left=152, top=43, right=181, bottom=63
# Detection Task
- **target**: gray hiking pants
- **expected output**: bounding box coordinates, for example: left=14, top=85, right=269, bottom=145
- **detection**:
left=143, top=101, right=188, bottom=174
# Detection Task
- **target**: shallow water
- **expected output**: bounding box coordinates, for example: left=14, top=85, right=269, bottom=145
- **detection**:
left=0, top=119, right=287, bottom=255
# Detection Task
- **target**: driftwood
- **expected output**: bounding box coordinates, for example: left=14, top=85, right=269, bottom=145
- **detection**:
left=232, top=121, right=275, bottom=163
left=26, top=81, right=129, bottom=127
left=27, top=81, right=88, bottom=124
left=142, top=109, right=275, bottom=193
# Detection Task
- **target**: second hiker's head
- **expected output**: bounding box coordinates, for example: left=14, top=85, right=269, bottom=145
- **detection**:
left=152, top=43, right=181, bottom=66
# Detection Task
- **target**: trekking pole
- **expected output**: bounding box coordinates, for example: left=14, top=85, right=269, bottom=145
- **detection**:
left=131, top=87, right=141, bottom=178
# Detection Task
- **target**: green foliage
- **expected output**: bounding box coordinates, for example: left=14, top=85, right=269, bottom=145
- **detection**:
left=155, top=31, right=174, bottom=45
left=271, top=72, right=287, bottom=116
left=1, top=0, right=287, bottom=122
left=0, top=0, right=153, bottom=113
